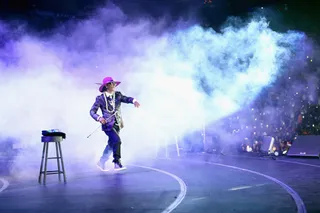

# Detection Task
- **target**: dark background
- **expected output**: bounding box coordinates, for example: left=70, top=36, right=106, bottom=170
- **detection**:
left=0, top=0, right=319, bottom=37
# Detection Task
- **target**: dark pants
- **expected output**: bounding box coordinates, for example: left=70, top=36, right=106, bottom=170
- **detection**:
left=100, top=125, right=121, bottom=164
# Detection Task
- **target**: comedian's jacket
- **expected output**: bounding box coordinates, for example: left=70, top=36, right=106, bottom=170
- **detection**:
left=90, top=91, right=134, bottom=131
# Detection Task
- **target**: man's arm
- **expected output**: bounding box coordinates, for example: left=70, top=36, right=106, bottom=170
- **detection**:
left=117, top=91, right=135, bottom=104
left=90, top=96, right=102, bottom=121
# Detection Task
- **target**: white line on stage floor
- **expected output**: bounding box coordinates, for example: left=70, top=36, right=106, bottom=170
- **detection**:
left=130, top=164, right=187, bottom=213
left=164, top=158, right=307, bottom=213
left=0, top=177, right=9, bottom=193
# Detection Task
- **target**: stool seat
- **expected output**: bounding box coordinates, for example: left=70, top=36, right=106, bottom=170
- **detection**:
left=41, top=136, right=63, bottom=143
left=41, top=131, right=66, bottom=139
left=38, top=131, right=67, bottom=185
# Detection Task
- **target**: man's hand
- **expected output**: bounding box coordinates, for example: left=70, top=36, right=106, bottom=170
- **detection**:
left=134, top=101, right=140, bottom=108
left=98, top=117, right=106, bottom=124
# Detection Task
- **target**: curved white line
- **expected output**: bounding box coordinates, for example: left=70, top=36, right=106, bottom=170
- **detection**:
left=0, top=178, right=9, bottom=193
left=276, top=159, right=320, bottom=169
left=221, top=153, right=320, bottom=169
left=130, top=164, right=187, bottom=213
left=197, top=152, right=320, bottom=169
left=166, top=159, right=307, bottom=213
left=222, top=153, right=320, bottom=169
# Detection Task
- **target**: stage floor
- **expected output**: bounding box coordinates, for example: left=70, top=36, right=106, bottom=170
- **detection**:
left=0, top=154, right=320, bottom=213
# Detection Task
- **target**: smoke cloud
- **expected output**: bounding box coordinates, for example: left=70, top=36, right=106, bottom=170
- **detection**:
left=0, top=4, right=310, bottom=179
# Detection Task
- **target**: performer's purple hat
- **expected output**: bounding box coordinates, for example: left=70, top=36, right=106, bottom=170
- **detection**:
left=96, top=77, right=121, bottom=92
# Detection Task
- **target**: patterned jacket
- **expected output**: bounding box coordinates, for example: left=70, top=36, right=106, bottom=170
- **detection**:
left=90, top=91, right=134, bottom=131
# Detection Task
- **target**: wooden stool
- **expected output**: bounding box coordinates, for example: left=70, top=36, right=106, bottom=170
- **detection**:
left=38, top=132, right=67, bottom=185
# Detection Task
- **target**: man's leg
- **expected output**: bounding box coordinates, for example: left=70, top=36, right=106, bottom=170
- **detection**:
left=113, top=141, right=121, bottom=163
left=105, top=127, right=125, bottom=169
left=97, top=135, right=113, bottom=171
left=112, top=126, right=122, bottom=163
left=100, top=144, right=112, bottom=163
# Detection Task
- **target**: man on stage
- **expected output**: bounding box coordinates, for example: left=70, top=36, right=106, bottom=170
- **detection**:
left=90, top=77, right=140, bottom=171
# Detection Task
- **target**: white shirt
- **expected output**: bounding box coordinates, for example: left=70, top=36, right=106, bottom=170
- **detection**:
left=105, top=91, right=113, bottom=98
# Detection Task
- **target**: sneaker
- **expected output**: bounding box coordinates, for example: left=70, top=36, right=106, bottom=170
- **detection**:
left=114, top=161, right=126, bottom=171
left=96, top=161, right=108, bottom=171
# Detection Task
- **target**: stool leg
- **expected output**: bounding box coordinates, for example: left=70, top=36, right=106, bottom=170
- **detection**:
left=38, top=143, right=46, bottom=184
left=43, top=143, right=49, bottom=185
left=57, top=142, right=67, bottom=183
left=55, top=142, right=61, bottom=182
